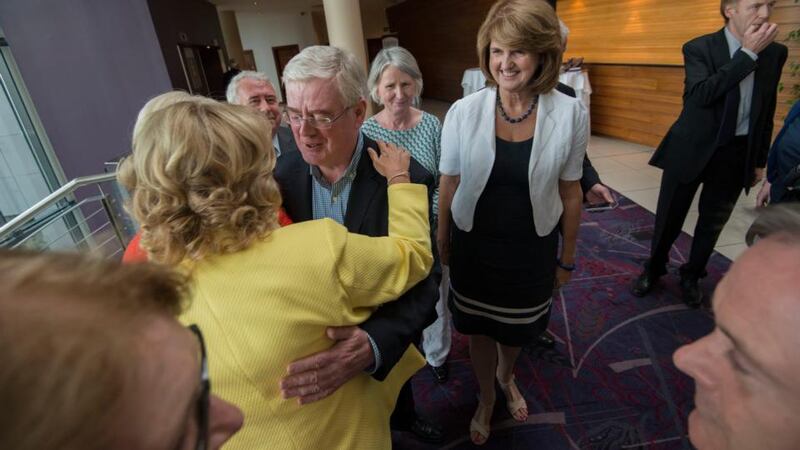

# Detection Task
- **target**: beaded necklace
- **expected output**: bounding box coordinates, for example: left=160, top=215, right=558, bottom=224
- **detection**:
left=497, top=94, right=538, bottom=124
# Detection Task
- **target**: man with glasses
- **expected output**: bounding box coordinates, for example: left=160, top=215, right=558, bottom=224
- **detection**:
left=274, top=45, right=443, bottom=444
left=0, top=250, right=244, bottom=450
left=226, top=70, right=298, bottom=157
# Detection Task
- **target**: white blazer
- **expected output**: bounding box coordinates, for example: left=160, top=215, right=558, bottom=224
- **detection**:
left=439, top=86, right=588, bottom=237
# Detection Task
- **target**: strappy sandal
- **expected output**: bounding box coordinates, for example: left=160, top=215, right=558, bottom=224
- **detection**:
left=469, top=398, right=494, bottom=445
left=497, top=375, right=528, bottom=422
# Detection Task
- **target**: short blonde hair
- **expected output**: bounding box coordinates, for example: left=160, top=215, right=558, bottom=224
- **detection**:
left=118, top=95, right=282, bottom=265
left=477, top=0, right=562, bottom=96
left=0, top=250, right=188, bottom=450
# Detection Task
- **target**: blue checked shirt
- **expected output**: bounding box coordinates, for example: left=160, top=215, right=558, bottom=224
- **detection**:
left=310, top=134, right=383, bottom=373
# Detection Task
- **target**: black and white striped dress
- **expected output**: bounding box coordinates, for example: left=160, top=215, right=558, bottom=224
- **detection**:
left=448, top=136, right=558, bottom=346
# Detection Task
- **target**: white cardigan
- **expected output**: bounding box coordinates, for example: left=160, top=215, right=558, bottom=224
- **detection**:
left=439, top=86, right=588, bottom=237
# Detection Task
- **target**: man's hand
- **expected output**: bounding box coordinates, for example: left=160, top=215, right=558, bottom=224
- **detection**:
left=279, top=326, right=375, bottom=405
left=585, top=183, right=614, bottom=206
left=756, top=180, right=771, bottom=207
left=752, top=167, right=766, bottom=187
left=742, top=22, right=778, bottom=54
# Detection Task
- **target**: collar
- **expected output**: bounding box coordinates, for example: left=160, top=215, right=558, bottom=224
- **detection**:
left=724, top=26, right=742, bottom=57
left=272, top=133, right=281, bottom=157
left=309, top=133, right=364, bottom=187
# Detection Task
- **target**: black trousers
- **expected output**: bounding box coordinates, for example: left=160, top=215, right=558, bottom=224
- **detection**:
left=649, top=136, right=748, bottom=279
left=390, top=380, right=416, bottom=428
left=389, top=339, right=423, bottom=429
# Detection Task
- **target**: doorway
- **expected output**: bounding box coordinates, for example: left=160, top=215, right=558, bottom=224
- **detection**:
left=272, top=44, right=300, bottom=101
left=177, top=44, right=226, bottom=99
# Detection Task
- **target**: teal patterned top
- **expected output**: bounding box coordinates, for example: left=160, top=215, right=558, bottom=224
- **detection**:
left=361, top=111, right=441, bottom=221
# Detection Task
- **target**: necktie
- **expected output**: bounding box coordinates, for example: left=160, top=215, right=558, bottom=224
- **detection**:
left=717, top=78, right=741, bottom=146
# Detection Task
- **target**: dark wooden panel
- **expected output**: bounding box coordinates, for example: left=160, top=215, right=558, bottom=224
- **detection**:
left=387, top=0, right=495, bottom=102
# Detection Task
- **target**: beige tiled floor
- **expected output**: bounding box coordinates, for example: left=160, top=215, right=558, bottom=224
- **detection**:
left=587, top=135, right=757, bottom=261
left=420, top=97, right=756, bottom=262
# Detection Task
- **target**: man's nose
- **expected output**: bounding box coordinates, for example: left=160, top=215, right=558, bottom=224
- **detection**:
left=257, top=100, right=270, bottom=114
left=673, top=337, right=717, bottom=389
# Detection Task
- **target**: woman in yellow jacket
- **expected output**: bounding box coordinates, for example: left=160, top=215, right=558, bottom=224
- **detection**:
left=118, top=94, right=432, bottom=450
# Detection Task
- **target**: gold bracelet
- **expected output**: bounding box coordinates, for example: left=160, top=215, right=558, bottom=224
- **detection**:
left=388, top=171, right=410, bottom=183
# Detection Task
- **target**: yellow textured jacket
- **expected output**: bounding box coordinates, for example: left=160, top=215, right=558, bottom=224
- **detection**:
left=179, top=184, right=432, bottom=450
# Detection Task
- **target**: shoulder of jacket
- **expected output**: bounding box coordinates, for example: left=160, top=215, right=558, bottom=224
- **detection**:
left=275, top=146, right=305, bottom=174
left=453, top=88, right=492, bottom=110
left=684, top=31, right=717, bottom=50
left=767, top=41, right=789, bottom=56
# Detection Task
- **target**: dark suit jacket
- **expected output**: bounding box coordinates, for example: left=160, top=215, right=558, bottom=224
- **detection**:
left=274, top=134, right=439, bottom=381
left=650, top=28, right=787, bottom=190
left=276, top=126, right=299, bottom=156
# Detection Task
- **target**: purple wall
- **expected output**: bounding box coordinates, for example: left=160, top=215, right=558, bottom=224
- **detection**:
left=0, top=0, right=172, bottom=180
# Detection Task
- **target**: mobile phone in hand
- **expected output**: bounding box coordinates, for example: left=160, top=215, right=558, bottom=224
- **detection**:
left=585, top=202, right=618, bottom=213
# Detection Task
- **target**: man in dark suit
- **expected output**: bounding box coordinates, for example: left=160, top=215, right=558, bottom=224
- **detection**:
left=274, top=45, right=443, bottom=444
left=226, top=70, right=298, bottom=157
left=632, top=0, right=787, bottom=307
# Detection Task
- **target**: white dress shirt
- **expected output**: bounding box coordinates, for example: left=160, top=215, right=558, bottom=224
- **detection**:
left=724, top=26, right=758, bottom=136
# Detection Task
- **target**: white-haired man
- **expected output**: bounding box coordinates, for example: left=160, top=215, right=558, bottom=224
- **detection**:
left=226, top=71, right=297, bottom=156
left=274, top=45, right=443, bottom=444
left=673, top=204, right=800, bottom=449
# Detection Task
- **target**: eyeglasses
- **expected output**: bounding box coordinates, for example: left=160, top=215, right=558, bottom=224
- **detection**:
left=187, top=324, right=210, bottom=450
left=282, top=106, right=352, bottom=129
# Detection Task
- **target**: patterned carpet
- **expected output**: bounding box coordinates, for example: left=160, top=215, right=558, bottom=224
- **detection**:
left=393, top=192, right=732, bottom=449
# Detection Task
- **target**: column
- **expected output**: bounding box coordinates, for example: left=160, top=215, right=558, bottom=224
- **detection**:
left=321, top=0, right=369, bottom=77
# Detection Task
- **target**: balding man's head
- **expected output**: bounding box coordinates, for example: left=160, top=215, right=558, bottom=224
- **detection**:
left=0, top=251, right=243, bottom=450
left=673, top=204, right=800, bottom=450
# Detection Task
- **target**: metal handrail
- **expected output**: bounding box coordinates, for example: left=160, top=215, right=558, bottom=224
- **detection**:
left=0, top=173, right=117, bottom=241
left=11, top=195, right=105, bottom=248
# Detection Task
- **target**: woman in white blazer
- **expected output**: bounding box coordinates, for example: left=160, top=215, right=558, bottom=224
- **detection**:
left=437, top=0, right=587, bottom=445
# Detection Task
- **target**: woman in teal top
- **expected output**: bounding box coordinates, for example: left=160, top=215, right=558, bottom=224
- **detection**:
left=363, top=47, right=441, bottom=221
left=362, top=46, right=449, bottom=383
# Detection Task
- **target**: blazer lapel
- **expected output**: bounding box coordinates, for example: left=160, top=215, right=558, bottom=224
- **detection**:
left=344, top=137, right=382, bottom=233
left=529, top=92, right=556, bottom=173
left=748, top=52, right=767, bottom=137
left=286, top=158, right=313, bottom=222
left=711, top=28, right=731, bottom=71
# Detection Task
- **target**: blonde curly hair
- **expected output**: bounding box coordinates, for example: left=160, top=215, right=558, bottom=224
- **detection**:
left=118, top=94, right=282, bottom=265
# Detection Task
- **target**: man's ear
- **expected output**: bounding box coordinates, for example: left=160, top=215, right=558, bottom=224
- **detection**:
left=352, top=98, right=368, bottom=126
left=724, top=4, right=735, bottom=21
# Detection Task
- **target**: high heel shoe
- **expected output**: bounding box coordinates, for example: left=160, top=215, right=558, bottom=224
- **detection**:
left=497, top=375, right=528, bottom=422
left=469, top=398, right=494, bottom=445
